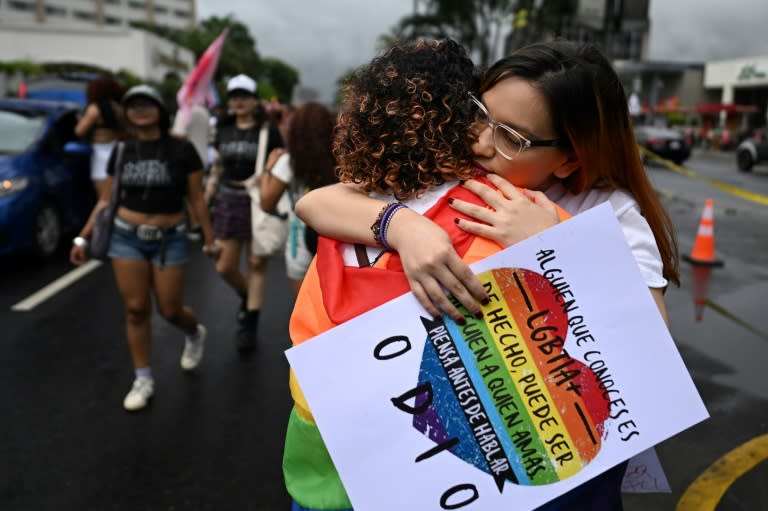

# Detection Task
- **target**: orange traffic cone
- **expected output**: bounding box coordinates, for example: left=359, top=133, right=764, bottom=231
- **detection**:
left=683, top=198, right=724, bottom=267
left=691, top=265, right=712, bottom=322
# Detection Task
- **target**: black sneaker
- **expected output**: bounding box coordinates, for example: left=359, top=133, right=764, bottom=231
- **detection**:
left=236, top=323, right=256, bottom=353
left=236, top=296, right=247, bottom=323
left=236, top=310, right=257, bottom=353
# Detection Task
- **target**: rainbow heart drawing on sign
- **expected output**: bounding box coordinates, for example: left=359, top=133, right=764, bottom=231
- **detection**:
left=411, top=267, right=611, bottom=491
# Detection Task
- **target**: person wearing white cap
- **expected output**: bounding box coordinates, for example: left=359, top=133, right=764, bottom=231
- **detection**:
left=70, top=84, right=217, bottom=411
left=207, top=74, right=284, bottom=352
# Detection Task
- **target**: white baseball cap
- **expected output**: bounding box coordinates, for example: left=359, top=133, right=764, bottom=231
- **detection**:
left=227, top=74, right=257, bottom=95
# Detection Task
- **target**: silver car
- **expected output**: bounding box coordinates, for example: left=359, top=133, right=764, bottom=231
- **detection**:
left=736, top=129, right=768, bottom=172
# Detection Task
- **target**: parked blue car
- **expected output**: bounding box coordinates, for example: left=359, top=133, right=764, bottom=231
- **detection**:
left=0, top=98, right=95, bottom=258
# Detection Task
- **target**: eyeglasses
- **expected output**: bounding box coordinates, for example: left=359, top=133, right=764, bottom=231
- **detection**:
left=468, top=92, right=561, bottom=160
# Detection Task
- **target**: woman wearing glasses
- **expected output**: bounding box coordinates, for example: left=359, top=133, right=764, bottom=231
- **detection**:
left=293, top=40, right=678, bottom=509
left=297, top=39, right=677, bottom=325
left=284, top=38, right=578, bottom=511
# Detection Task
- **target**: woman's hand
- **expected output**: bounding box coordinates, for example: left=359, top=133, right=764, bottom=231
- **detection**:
left=387, top=208, right=487, bottom=323
left=452, top=173, right=560, bottom=247
left=202, top=239, right=221, bottom=261
left=70, top=245, right=88, bottom=265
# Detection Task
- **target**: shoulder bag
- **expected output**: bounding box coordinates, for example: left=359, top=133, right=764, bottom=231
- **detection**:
left=89, top=141, right=125, bottom=260
left=245, top=124, right=291, bottom=257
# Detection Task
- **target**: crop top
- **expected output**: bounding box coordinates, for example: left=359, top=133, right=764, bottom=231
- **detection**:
left=107, top=137, right=203, bottom=214
left=214, top=121, right=283, bottom=182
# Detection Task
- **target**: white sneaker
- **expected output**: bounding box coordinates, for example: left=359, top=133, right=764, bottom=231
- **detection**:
left=181, top=324, right=207, bottom=370
left=123, top=376, right=154, bottom=411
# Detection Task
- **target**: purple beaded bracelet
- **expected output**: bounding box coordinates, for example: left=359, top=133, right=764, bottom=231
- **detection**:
left=371, top=202, right=407, bottom=250
left=379, top=202, right=407, bottom=251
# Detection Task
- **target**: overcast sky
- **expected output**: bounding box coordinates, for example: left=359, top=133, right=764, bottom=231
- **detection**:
left=198, top=0, right=768, bottom=104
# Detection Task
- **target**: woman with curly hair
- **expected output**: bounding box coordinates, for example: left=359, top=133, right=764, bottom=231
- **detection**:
left=75, top=75, right=126, bottom=197
left=259, top=102, right=337, bottom=294
left=293, top=39, right=680, bottom=510
left=282, top=39, right=571, bottom=511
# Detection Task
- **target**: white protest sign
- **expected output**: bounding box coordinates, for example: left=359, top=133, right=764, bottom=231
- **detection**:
left=286, top=203, right=708, bottom=511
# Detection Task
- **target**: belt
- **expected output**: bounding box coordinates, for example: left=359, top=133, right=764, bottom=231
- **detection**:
left=219, top=182, right=250, bottom=196
left=113, top=216, right=187, bottom=241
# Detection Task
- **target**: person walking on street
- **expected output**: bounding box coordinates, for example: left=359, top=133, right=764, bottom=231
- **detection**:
left=259, top=102, right=337, bottom=294
left=75, top=75, right=126, bottom=198
left=70, top=84, right=216, bottom=412
left=205, top=75, right=284, bottom=353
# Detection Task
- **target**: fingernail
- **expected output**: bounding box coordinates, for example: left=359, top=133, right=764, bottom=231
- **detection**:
left=457, top=317, right=467, bottom=326
left=447, top=197, right=454, bottom=205
left=454, top=217, right=460, bottom=224
left=481, top=297, right=490, bottom=306
left=474, top=311, right=483, bottom=319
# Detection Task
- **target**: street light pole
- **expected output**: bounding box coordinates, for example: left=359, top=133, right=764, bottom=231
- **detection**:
left=604, top=0, right=623, bottom=61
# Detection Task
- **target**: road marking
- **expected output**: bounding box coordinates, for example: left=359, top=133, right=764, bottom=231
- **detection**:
left=640, top=147, right=768, bottom=206
left=677, top=434, right=768, bottom=511
left=10, top=260, right=103, bottom=312
left=704, top=299, right=768, bottom=342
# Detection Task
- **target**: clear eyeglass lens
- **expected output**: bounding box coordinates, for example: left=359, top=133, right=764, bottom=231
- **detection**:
left=471, top=94, right=526, bottom=160
left=494, top=126, right=525, bottom=159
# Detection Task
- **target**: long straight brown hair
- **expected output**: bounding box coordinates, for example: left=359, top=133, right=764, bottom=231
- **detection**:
left=483, top=40, right=679, bottom=286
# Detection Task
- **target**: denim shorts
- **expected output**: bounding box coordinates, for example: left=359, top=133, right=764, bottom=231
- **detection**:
left=108, top=221, right=189, bottom=267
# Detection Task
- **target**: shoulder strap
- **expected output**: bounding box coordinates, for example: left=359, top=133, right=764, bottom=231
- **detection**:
left=110, top=141, right=125, bottom=199
left=254, top=124, right=269, bottom=176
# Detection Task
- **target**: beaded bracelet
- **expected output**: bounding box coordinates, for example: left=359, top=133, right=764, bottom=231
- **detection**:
left=371, top=201, right=408, bottom=249
left=371, top=202, right=393, bottom=247
left=379, top=202, right=408, bottom=251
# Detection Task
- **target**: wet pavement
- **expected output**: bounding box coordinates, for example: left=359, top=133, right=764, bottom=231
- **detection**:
left=2, top=149, right=767, bottom=510
left=2, top=252, right=295, bottom=510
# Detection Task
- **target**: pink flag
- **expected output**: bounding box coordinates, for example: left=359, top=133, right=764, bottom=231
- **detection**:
left=176, top=29, right=228, bottom=128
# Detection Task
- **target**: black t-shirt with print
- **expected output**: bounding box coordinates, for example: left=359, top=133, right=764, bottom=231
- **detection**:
left=214, top=121, right=283, bottom=182
left=107, top=136, right=203, bottom=214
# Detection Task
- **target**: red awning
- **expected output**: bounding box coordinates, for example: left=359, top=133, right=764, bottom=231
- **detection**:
left=696, top=103, right=758, bottom=114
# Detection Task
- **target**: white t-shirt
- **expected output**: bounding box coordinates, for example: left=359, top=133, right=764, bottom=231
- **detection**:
left=270, top=153, right=315, bottom=280
left=545, top=182, right=667, bottom=289
left=342, top=180, right=667, bottom=290
left=270, top=152, right=293, bottom=184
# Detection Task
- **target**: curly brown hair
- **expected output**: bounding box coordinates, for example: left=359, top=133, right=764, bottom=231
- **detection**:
left=288, top=102, right=337, bottom=192
left=334, top=39, right=479, bottom=200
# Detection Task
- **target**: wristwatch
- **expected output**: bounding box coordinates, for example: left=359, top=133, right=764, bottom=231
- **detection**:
left=73, top=236, right=88, bottom=248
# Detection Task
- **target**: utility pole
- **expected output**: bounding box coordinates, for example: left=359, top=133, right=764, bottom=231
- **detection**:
left=604, top=0, right=623, bottom=61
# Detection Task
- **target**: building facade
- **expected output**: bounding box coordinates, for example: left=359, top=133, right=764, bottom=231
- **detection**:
left=506, top=0, right=650, bottom=62
left=0, top=0, right=197, bottom=85
left=705, top=56, right=768, bottom=130
left=0, top=23, right=195, bottom=83
left=0, top=0, right=196, bottom=30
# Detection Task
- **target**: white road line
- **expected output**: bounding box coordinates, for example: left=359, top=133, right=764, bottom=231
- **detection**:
left=11, top=260, right=103, bottom=312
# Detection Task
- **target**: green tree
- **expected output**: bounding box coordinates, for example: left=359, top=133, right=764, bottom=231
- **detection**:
left=136, top=15, right=299, bottom=104
left=260, top=58, right=299, bottom=104
left=333, top=67, right=358, bottom=108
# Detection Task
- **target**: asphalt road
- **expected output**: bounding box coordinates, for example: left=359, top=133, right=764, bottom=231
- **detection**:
left=1, top=148, right=767, bottom=510
left=1, top=251, right=295, bottom=510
